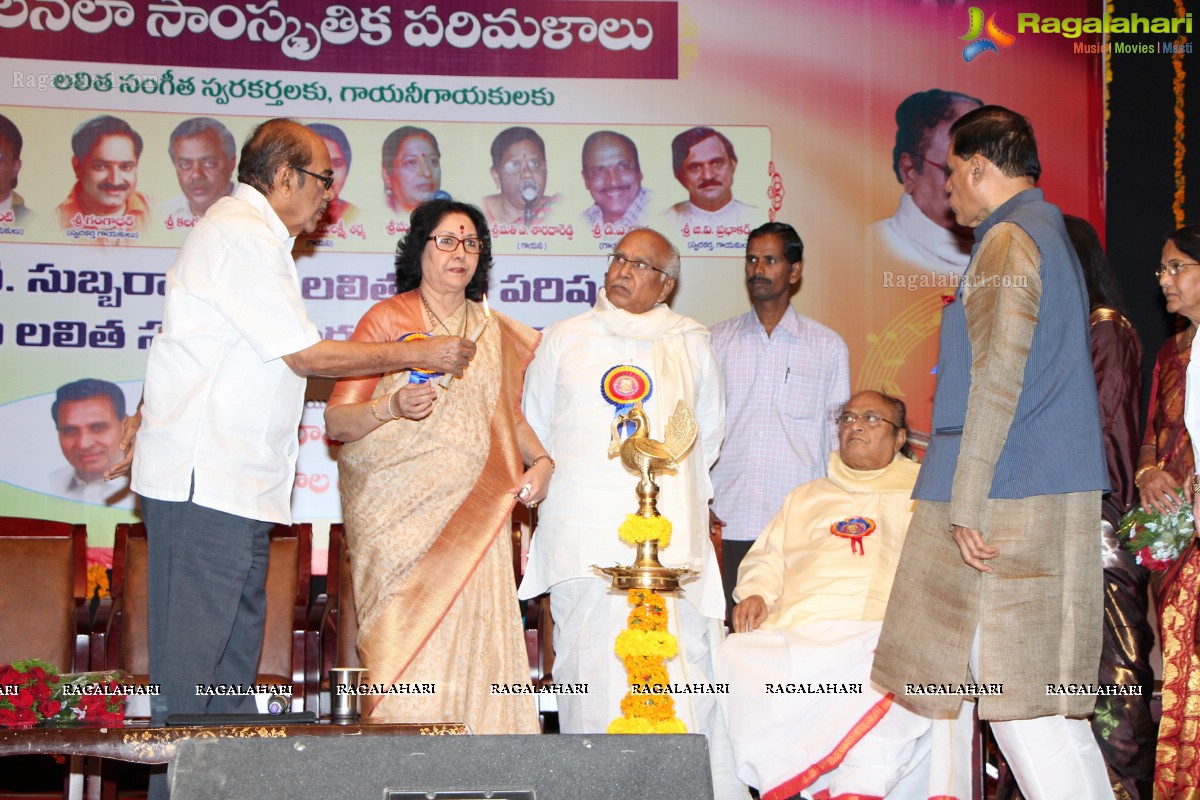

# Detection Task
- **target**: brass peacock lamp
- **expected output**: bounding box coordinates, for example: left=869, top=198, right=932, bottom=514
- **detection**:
left=594, top=399, right=699, bottom=592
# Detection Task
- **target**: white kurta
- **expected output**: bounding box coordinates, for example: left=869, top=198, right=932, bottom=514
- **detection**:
left=519, top=289, right=726, bottom=619
left=521, top=291, right=746, bottom=800
left=867, top=193, right=973, bottom=275
left=717, top=454, right=972, bottom=800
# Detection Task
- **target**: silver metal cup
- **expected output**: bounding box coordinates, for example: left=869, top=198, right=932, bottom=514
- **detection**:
left=329, top=667, right=367, bottom=724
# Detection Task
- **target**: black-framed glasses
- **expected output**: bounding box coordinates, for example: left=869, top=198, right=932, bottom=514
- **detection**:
left=1156, top=260, right=1200, bottom=278
left=290, top=164, right=334, bottom=192
left=834, top=411, right=899, bottom=429
left=916, top=155, right=953, bottom=179
left=428, top=234, right=484, bottom=254
left=609, top=251, right=668, bottom=277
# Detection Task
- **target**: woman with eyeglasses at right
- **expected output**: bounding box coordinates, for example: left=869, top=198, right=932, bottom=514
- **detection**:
left=324, top=199, right=549, bottom=735
left=1141, top=224, right=1200, bottom=797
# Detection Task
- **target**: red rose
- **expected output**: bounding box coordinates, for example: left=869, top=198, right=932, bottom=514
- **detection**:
left=0, top=700, right=37, bottom=727
left=37, top=699, right=62, bottom=719
left=1137, top=546, right=1173, bottom=571
left=11, top=690, right=34, bottom=711
left=77, top=695, right=102, bottom=716
left=98, top=702, right=125, bottom=724
left=0, top=665, right=20, bottom=686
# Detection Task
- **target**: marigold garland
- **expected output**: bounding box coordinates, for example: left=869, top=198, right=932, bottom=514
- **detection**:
left=608, top=717, right=688, bottom=734
left=614, top=629, right=679, bottom=659
left=617, top=514, right=673, bottom=548
left=622, top=656, right=670, bottom=687
left=86, top=563, right=110, bottom=601
left=621, top=693, right=676, bottom=721
left=608, top=583, right=686, bottom=734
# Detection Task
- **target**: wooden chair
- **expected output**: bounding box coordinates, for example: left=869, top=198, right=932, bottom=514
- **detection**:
left=95, top=522, right=315, bottom=800
left=0, top=516, right=91, bottom=672
left=101, top=522, right=315, bottom=711
left=0, top=516, right=91, bottom=799
left=312, top=522, right=361, bottom=690
left=316, top=517, right=555, bottom=725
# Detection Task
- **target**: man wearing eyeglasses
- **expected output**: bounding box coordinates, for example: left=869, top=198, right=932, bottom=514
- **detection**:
left=117, top=119, right=476, bottom=800
left=521, top=229, right=747, bottom=799
left=716, top=390, right=973, bottom=799
left=159, top=117, right=236, bottom=225
left=863, top=90, right=983, bottom=448
left=666, top=126, right=756, bottom=232
left=482, top=125, right=561, bottom=226
left=870, top=89, right=983, bottom=273
left=709, top=222, right=849, bottom=621
left=580, top=130, right=651, bottom=230
left=872, top=106, right=1114, bottom=798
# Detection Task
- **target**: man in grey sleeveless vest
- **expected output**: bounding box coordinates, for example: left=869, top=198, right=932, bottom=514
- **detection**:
left=871, top=106, right=1114, bottom=799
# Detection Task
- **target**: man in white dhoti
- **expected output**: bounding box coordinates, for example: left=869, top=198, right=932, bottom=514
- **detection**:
left=521, top=227, right=747, bottom=800
left=717, top=390, right=972, bottom=800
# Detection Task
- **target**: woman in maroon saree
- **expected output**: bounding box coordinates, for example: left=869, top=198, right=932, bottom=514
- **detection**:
left=1142, top=225, right=1200, bottom=799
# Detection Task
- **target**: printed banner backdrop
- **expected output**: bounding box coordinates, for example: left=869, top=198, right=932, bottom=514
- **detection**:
left=0, top=0, right=1108, bottom=554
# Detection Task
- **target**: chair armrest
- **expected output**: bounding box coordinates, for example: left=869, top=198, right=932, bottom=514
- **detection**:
left=308, top=595, right=328, bottom=643
left=536, top=594, right=554, bottom=686
left=290, top=602, right=308, bottom=712
left=316, top=594, right=340, bottom=690
left=307, top=594, right=328, bottom=696
left=89, top=597, right=113, bottom=672
left=73, top=597, right=91, bottom=673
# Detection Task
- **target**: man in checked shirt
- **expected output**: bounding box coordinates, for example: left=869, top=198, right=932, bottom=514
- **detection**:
left=709, top=221, right=850, bottom=622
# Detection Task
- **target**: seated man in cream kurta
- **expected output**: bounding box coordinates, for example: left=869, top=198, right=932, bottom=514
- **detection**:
left=716, top=390, right=972, bottom=800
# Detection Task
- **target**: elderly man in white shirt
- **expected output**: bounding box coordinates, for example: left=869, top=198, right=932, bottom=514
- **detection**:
left=118, top=119, right=475, bottom=800
left=520, top=228, right=745, bottom=799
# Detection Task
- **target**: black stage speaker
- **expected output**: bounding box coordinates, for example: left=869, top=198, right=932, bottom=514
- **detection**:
left=170, top=733, right=716, bottom=800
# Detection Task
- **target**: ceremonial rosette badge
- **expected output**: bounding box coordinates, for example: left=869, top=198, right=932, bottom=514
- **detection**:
left=601, top=365, right=652, bottom=411
left=400, top=332, right=441, bottom=383
left=830, top=516, right=877, bottom=555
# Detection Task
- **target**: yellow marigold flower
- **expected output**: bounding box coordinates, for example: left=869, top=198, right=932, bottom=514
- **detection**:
left=86, top=563, right=110, bottom=600
left=620, top=693, right=676, bottom=721
left=628, top=605, right=667, bottom=631
left=607, top=717, right=656, bottom=734
left=615, top=629, right=679, bottom=659
left=655, top=719, right=688, bottom=734
left=628, top=588, right=667, bottom=610
left=617, top=514, right=673, bottom=548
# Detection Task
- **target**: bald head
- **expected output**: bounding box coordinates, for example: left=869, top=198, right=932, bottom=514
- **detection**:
left=837, top=390, right=907, bottom=470
left=604, top=228, right=679, bottom=314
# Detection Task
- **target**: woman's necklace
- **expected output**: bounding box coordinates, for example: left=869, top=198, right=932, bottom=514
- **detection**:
left=418, top=287, right=453, bottom=335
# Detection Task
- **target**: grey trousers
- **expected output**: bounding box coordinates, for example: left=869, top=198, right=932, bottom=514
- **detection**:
left=142, top=495, right=272, bottom=800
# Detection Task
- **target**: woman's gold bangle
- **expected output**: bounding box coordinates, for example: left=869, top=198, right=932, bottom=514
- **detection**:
left=531, top=454, right=555, bottom=471
left=387, top=391, right=401, bottom=420
left=369, top=397, right=385, bottom=423
left=1134, top=460, right=1165, bottom=487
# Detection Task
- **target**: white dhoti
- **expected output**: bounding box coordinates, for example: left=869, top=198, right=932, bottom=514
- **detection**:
left=716, top=620, right=974, bottom=800
left=550, top=577, right=749, bottom=800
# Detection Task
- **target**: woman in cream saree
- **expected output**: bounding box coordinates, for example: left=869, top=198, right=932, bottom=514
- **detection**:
left=325, top=200, right=549, bottom=734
